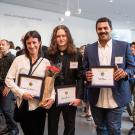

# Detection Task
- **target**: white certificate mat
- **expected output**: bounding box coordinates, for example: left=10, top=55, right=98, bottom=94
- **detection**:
left=56, top=86, right=76, bottom=106
left=18, top=74, right=44, bottom=99
left=91, top=67, right=114, bottom=87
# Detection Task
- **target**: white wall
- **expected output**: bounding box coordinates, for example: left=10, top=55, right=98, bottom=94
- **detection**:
left=131, top=30, right=135, bottom=42
left=0, top=3, right=96, bottom=48
left=0, top=2, right=133, bottom=48
left=112, top=29, right=132, bottom=43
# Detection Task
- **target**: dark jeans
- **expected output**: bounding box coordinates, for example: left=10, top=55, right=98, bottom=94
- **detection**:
left=0, top=91, right=18, bottom=134
left=127, top=101, right=133, bottom=116
left=48, top=104, right=77, bottom=135
left=90, top=105, right=124, bottom=135
left=0, top=108, right=9, bottom=135
left=128, top=79, right=135, bottom=124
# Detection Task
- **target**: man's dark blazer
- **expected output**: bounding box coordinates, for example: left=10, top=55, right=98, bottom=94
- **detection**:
left=83, top=39, right=135, bottom=107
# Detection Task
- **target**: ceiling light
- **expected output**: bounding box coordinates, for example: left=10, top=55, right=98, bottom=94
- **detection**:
left=58, top=17, right=64, bottom=22
left=77, top=0, right=81, bottom=14
left=65, top=0, right=71, bottom=16
left=77, top=8, right=81, bottom=14
left=64, top=0, right=81, bottom=16
left=65, top=10, right=71, bottom=16
left=109, top=0, right=113, bottom=3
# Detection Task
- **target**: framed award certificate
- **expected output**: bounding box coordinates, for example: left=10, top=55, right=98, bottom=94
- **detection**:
left=56, top=85, right=76, bottom=106
left=18, top=74, right=44, bottom=99
left=91, top=66, right=114, bottom=87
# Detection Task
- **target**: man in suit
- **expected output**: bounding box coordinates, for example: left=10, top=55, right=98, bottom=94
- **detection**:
left=83, top=17, right=135, bottom=135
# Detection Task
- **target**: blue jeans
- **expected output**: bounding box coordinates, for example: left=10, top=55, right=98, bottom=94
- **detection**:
left=0, top=91, right=18, bottom=134
left=0, top=108, right=9, bottom=135
left=90, top=105, right=124, bottom=135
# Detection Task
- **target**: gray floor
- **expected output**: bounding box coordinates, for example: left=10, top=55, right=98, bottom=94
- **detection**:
left=18, top=109, right=133, bottom=135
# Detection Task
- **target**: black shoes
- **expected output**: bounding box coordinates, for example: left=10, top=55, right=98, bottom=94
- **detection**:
left=128, top=127, right=135, bottom=135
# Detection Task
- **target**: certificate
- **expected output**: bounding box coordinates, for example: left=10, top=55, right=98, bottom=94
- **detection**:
left=18, top=74, right=44, bottom=99
left=91, top=66, right=114, bottom=87
left=56, top=85, right=76, bottom=106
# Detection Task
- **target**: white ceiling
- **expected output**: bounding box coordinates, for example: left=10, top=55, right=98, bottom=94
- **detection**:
left=0, top=0, right=135, bottom=29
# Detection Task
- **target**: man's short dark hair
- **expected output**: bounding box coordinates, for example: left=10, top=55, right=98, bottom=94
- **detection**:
left=130, top=42, right=135, bottom=47
left=96, top=17, right=112, bottom=29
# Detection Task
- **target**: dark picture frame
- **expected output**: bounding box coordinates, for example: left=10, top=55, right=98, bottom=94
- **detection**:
left=56, top=85, right=76, bottom=106
left=90, top=66, right=115, bottom=88
left=18, top=74, right=44, bottom=99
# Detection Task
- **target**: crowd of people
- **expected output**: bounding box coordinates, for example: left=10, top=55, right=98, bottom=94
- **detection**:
left=0, top=17, right=135, bottom=135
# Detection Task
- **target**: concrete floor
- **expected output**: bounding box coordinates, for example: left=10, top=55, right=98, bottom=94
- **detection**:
left=18, top=109, right=133, bottom=135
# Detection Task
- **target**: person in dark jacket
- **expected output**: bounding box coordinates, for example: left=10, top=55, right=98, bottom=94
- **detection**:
left=47, top=25, right=83, bottom=135
left=0, top=39, right=19, bottom=135
left=128, top=42, right=135, bottom=135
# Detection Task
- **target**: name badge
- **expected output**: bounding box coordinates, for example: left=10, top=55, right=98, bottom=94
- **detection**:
left=70, top=62, right=78, bottom=69
left=115, top=57, right=123, bottom=64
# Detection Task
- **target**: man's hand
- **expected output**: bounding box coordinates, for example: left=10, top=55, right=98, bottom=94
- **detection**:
left=2, top=86, right=10, bottom=96
left=86, top=71, right=93, bottom=82
left=69, top=99, right=81, bottom=106
left=114, top=68, right=127, bottom=81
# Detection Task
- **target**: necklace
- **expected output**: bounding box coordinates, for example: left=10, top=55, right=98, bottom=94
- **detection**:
left=60, top=52, right=64, bottom=56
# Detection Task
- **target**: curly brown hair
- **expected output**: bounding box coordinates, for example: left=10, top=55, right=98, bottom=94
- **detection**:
left=48, top=25, right=77, bottom=56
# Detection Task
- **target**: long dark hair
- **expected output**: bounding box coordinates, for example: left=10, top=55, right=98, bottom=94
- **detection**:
left=23, top=30, right=42, bottom=58
left=48, top=25, right=77, bottom=56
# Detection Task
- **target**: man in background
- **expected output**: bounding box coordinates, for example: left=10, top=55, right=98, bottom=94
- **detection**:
left=128, top=42, right=135, bottom=135
left=0, top=39, right=19, bottom=135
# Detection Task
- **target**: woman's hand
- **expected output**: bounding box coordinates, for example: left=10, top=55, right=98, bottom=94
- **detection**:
left=2, top=86, right=10, bottom=96
left=41, top=98, right=55, bottom=109
left=22, top=92, right=34, bottom=100
left=69, top=99, right=81, bottom=106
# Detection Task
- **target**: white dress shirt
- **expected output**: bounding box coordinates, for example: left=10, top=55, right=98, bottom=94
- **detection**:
left=96, top=39, right=118, bottom=108
left=5, top=55, right=55, bottom=110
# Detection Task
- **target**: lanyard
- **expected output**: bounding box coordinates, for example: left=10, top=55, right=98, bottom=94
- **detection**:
left=28, top=58, right=44, bottom=76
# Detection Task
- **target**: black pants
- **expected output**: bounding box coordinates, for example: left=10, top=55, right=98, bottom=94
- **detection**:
left=19, top=107, right=46, bottom=135
left=48, top=103, right=77, bottom=135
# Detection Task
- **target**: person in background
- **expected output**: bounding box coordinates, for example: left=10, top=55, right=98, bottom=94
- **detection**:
left=16, top=35, right=25, bottom=57
left=128, top=42, right=135, bottom=135
left=47, top=25, right=83, bottom=135
left=9, top=41, right=17, bottom=56
left=0, top=39, right=19, bottom=135
left=5, top=31, right=55, bottom=135
left=0, top=39, right=9, bottom=135
left=130, top=42, right=135, bottom=61
left=84, top=17, right=135, bottom=135
left=15, top=46, right=21, bottom=52
left=0, top=39, right=2, bottom=58
left=79, top=45, right=93, bottom=121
